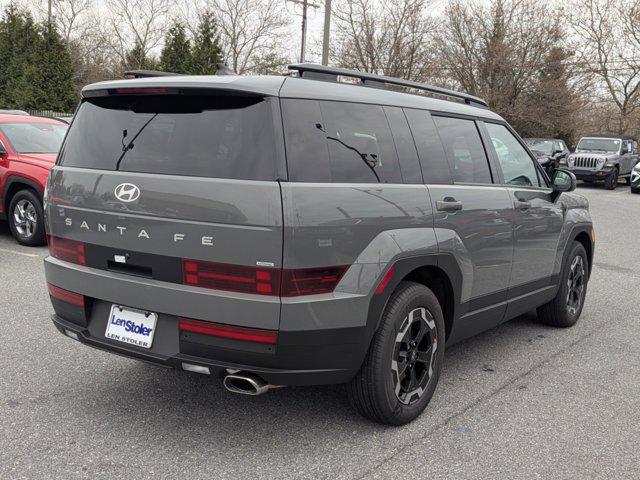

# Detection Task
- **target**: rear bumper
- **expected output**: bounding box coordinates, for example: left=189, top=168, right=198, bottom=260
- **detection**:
left=52, top=313, right=362, bottom=385
left=45, top=256, right=370, bottom=386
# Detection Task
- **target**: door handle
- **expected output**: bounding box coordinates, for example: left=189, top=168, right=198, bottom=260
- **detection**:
left=514, top=200, right=531, bottom=210
left=436, top=198, right=463, bottom=212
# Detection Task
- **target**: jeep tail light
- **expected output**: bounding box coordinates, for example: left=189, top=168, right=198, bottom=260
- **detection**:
left=179, top=317, right=277, bottom=344
left=181, top=259, right=348, bottom=297
left=47, top=283, right=85, bottom=307
left=280, top=265, right=349, bottom=297
left=48, top=236, right=86, bottom=266
left=182, top=259, right=281, bottom=296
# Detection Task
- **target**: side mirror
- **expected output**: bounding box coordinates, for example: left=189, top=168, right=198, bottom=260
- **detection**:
left=552, top=169, right=576, bottom=194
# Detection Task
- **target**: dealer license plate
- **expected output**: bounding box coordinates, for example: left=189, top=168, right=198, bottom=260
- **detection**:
left=105, top=305, right=158, bottom=349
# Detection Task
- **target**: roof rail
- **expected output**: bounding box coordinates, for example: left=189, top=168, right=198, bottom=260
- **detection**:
left=287, top=63, right=489, bottom=109
left=124, top=70, right=182, bottom=79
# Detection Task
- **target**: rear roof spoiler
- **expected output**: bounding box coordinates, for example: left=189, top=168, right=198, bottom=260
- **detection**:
left=124, top=64, right=237, bottom=79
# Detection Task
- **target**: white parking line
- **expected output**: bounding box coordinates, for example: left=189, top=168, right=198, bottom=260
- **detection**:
left=0, top=247, right=40, bottom=258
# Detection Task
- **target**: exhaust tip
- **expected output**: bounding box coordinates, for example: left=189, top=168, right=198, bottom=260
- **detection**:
left=223, top=373, right=269, bottom=396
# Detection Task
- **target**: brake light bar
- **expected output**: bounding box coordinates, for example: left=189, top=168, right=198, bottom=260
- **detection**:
left=48, top=236, right=86, bottom=266
left=178, top=317, right=277, bottom=344
left=115, top=87, right=167, bottom=94
left=181, top=259, right=349, bottom=297
left=47, top=283, right=85, bottom=307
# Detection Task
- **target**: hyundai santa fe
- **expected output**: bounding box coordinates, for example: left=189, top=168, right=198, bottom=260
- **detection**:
left=44, top=64, right=594, bottom=425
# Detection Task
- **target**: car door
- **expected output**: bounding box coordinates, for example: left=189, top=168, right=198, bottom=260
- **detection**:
left=482, top=122, right=564, bottom=319
left=405, top=109, right=514, bottom=340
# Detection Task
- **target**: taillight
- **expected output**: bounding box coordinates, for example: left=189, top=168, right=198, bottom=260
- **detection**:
left=182, top=260, right=280, bottom=295
left=47, top=283, right=85, bottom=307
left=280, top=265, right=349, bottom=297
left=181, top=259, right=349, bottom=297
left=179, top=317, right=277, bottom=344
left=48, top=236, right=86, bottom=266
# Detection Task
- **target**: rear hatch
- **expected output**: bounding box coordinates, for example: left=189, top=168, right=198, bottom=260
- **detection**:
left=46, top=88, right=285, bottom=330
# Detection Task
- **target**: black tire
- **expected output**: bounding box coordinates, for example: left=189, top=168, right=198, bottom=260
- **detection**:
left=624, top=176, right=632, bottom=186
left=604, top=169, right=618, bottom=190
left=347, top=281, right=445, bottom=426
left=632, top=187, right=640, bottom=194
left=537, top=241, right=588, bottom=328
left=7, top=189, right=46, bottom=246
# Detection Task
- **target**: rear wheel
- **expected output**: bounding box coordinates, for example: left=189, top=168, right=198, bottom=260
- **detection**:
left=8, top=189, right=46, bottom=246
left=632, top=186, right=640, bottom=194
left=537, top=241, right=588, bottom=328
left=347, top=281, right=445, bottom=425
left=604, top=169, right=618, bottom=190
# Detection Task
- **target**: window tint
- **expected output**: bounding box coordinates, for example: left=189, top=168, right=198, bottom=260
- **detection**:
left=281, top=98, right=332, bottom=182
left=433, top=116, right=492, bottom=184
left=0, top=122, right=67, bottom=153
left=485, top=123, right=540, bottom=187
left=404, top=109, right=451, bottom=184
left=383, top=106, right=423, bottom=183
left=283, top=99, right=402, bottom=183
left=59, top=95, right=277, bottom=180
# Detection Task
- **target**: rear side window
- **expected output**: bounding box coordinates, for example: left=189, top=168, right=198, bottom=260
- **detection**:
left=404, top=109, right=451, bottom=184
left=433, top=116, right=492, bottom=184
left=282, top=99, right=402, bottom=183
left=383, top=106, right=423, bottom=183
left=59, top=95, right=277, bottom=180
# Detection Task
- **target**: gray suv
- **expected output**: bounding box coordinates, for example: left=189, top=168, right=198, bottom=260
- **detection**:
left=44, top=64, right=594, bottom=425
left=562, top=135, right=638, bottom=189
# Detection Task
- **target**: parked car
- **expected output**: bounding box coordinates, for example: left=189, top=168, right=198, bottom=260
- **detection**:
left=0, top=114, right=68, bottom=245
left=524, top=138, right=570, bottom=177
left=560, top=135, right=638, bottom=189
left=44, top=64, right=594, bottom=425
left=631, top=162, right=640, bottom=193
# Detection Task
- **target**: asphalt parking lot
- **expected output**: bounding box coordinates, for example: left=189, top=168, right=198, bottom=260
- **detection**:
left=1, top=184, right=639, bottom=480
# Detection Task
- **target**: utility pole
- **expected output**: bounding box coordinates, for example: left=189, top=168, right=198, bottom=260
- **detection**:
left=321, top=0, right=331, bottom=65
left=48, top=0, right=52, bottom=24
left=288, top=0, right=319, bottom=63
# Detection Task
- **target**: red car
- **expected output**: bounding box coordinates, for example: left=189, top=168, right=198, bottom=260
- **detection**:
left=0, top=114, right=68, bottom=245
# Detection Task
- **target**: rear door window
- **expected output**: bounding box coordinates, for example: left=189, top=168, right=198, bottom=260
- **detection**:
left=433, top=116, right=493, bottom=184
left=59, top=94, right=277, bottom=180
left=485, top=123, right=541, bottom=187
left=282, top=99, right=402, bottom=183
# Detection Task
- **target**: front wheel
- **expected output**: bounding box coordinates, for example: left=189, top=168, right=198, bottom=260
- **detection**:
left=8, top=189, right=46, bottom=246
left=604, top=169, right=618, bottom=190
left=537, top=241, right=588, bottom=328
left=347, top=281, right=445, bottom=425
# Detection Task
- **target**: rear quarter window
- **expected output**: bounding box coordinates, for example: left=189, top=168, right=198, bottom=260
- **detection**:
left=58, top=94, right=277, bottom=181
left=282, top=99, right=402, bottom=183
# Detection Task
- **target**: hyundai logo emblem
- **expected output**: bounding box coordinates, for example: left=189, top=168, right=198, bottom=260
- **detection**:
left=114, top=183, right=141, bottom=202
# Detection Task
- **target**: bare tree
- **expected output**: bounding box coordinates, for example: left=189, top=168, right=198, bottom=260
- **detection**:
left=207, top=0, right=290, bottom=74
left=331, top=0, right=436, bottom=81
left=101, top=0, right=170, bottom=67
left=571, top=0, right=640, bottom=134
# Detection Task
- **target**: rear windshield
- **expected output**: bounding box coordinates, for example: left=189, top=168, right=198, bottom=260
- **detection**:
left=0, top=122, right=67, bottom=153
left=58, top=94, right=277, bottom=180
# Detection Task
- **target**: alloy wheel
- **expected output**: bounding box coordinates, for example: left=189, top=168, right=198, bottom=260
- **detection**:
left=391, top=307, right=438, bottom=405
left=566, top=255, right=585, bottom=315
left=13, top=199, right=37, bottom=238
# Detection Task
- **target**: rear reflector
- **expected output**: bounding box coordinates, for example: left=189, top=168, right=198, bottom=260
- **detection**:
left=181, top=259, right=348, bottom=297
left=179, top=317, right=278, bottom=344
left=48, top=283, right=85, bottom=307
left=375, top=267, right=395, bottom=295
left=48, top=236, right=86, bottom=266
